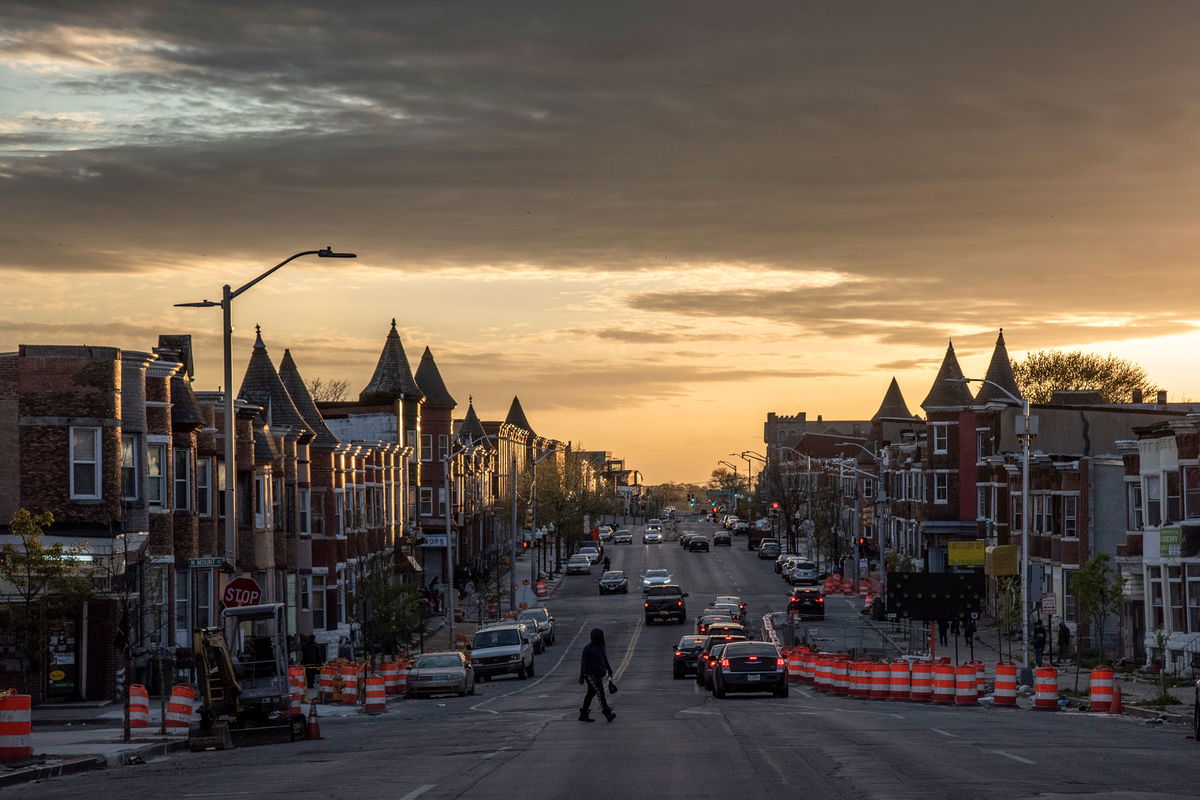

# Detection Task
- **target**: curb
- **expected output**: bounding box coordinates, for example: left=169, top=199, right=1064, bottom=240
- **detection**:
left=0, top=755, right=106, bottom=788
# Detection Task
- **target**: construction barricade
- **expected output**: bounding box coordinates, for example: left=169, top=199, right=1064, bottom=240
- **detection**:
left=534, top=578, right=548, bottom=598
left=969, top=660, right=985, bottom=698
left=814, top=655, right=832, bottom=692
left=130, top=683, right=151, bottom=728
left=1034, top=666, right=1059, bottom=710
left=910, top=661, right=933, bottom=701
left=0, top=693, right=32, bottom=761
left=786, top=648, right=804, bottom=682
left=822, top=576, right=839, bottom=595
left=1089, top=666, right=1114, bottom=712
left=859, top=581, right=870, bottom=598
left=931, top=664, right=955, bottom=704
left=869, top=662, right=889, bottom=699
left=381, top=662, right=399, bottom=694
left=889, top=659, right=911, bottom=700
left=799, top=650, right=815, bottom=684
left=832, top=657, right=850, bottom=695
left=839, top=577, right=854, bottom=595
left=287, top=665, right=306, bottom=715
left=364, top=676, right=387, bottom=713
left=993, top=661, right=1018, bottom=707
left=397, top=660, right=410, bottom=696
left=339, top=664, right=360, bottom=705
left=954, top=665, right=977, bottom=705
left=849, top=660, right=869, bottom=698
left=165, top=684, right=198, bottom=733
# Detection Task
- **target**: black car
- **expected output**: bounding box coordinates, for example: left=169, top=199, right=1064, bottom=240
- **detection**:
left=673, top=634, right=708, bottom=679
left=679, top=533, right=696, bottom=548
left=694, top=633, right=749, bottom=688
left=598, top=570, right=629, bottom=594
left=713, top=532, right=731, bottom=547
left=711, top=641, right=788, bottom=698
left=687, top=536, right=710, bottom=552
left=787, top=586, right=825, bottom=619
left=644, top=584, right=689, bottom=624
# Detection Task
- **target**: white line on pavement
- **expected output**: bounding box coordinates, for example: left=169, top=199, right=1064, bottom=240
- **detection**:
left=930, top=728, right=957, bottom=738
left=990, top=749, right=1035, bottom=765
left=470, top=621, right=590, bottom=714
left=398, top=785, right=435, bottom=800
left=612, top=617, right=644, bottom=682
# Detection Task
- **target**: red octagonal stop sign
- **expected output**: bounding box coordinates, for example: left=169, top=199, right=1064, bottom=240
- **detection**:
left=222, top=577, right=263, bottom=608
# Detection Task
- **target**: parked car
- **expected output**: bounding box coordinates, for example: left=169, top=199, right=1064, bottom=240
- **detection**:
left=711, top=641, right=788, bottom=698
left=776, top=553, right=796, bottom=574
left=722, top=515, right=740, bottom=530
left=470, top=624, right=535, bottom=681
left=598, top=526, right=614, bottom=542
left=644, top=584, right=688, bottom=624
left=515, top=618, right=545, bottom=654
left=613, top=529, right=634, bottom=544
left=599, top=570, right=629, bottom=594
left=713, top=531, right=731, bottom=547
left=673, top=634, right=708, bottom=678
left=787, top=559, right=818, bottom=585
left=406, top=651, right=475, bottom=698
left=687, top=535, right=710, bottom=552
left=516, top=607, right=556, bottom=645
left=642, top=568, right=672, bottom=591
left=578, top=544, right=601, bottom=563
left=566, top=554, right=592, bottom=575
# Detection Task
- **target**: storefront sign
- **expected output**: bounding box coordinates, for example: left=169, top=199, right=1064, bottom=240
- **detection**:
left=948, top=540, right=986, bottom=566
left=1160, top=526, right=1182, bottom=558
left=422, top=534, right=448, bottom=548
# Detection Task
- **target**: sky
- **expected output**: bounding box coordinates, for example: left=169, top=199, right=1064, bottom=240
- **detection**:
left=3, top=1, right=1200, bottom=484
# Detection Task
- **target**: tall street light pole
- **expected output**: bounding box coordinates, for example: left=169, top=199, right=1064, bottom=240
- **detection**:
left=529, top=450, right=558, bottom=586
left=954, top=376, right=1033, bottom=685
left=718, top=459, right=739, bottom=518
left=732, top=452, right=757, bottom=519
left=176, top=247, right=356, bottom=571
left=836, top=442, right=888, bottom=595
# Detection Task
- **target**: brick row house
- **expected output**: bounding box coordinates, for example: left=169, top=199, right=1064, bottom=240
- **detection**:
left=762, top=330, right=1194, bottom=662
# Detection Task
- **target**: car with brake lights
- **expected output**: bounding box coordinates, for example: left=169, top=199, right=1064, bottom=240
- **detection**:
left=643, top=584, right=688, bottom=624
left=673, top=634, right=707, bottom=678
left=787, top=585, right=825, bottom=618
left=695, top=633, right=748, bottom=688
left=711, top=641, right=788, bottom=698
left=686, top=535, right=710, bottom=552
left=713, top=531, right=731, bottom=546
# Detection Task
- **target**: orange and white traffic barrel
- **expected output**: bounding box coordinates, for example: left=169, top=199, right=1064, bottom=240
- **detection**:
left=339, top=664, right=359, bottom=705
left=832, top=656, right=850, bottom=695
left=822, top=576, right=837, bottom=595
left=380, top=662, right=399, bottom=694
left=799, top=650, right=815, bottom=684
left=287, top=665, right=306, bottom=715
left=534, top=579, right=548, bottom=597
left=955, top=665, right=977, bottom=705
left=910, top=661, right=933, bottom=701
left=1034, top=666, right=1059, bottom=710
left=814, top=655, right=832, bottom=691
left=1089, top=666, right=1114, bottom=712
left=993, top=661, right=1018, bottom=707
left=967, top=660, right=985, bottom=698
left=787, top=648, right=804, bottom=682
left=0, top=693, right=32, bottom=760
left=840, top=577, right=854, bottom=595
left=889, top=659, right=911, bottom=700
left=859, top=581, right=870, bottom=598
left=931, top=664, right=955, bottom=704
left=130, top=683, right=150, bottom=728
left=364, top=676, right=387, bottom=713
left=165, top=684, right=198, bottom=733
left=319, top=665, right=336, bottom=702
left=848, top=659, right=868, bottom=698
left=869, top=662, right=890, bottom=699
left=397, top=661, right=410, bottom=695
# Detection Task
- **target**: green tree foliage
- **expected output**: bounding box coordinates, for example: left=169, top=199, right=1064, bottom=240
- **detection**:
left=356, top=556, right=423, bottom=658
left=1011, top=350, right=1158, bottom=404
left=807, top=473, right=847, bottom=572
left=1071, top=553, right=1124, bottom=662
left=532, top=451, right=619, bottom=569
left=0, top=510, right=94, bottom=683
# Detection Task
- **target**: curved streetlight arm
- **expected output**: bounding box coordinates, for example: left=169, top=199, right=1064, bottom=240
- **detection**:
left=834, top=441, right=880, bottom=461
left=740, top=451, right=767, bottom=463
left=231, top=247, right=356, bottom=300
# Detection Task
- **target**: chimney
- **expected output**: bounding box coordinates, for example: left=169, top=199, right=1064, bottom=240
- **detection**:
left=1132, top=388, right=1143, bottom=404
left=1157, top=390, right=1168, bottom=405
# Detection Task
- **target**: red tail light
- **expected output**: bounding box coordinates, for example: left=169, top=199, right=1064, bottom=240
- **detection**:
left=674, top=651, right=684, bottom=657
left=816, top=597, right=824, bottom=603
left=677, top=601, right=683, bottom=606
left=776, top=658, right=786, bottom=667
left=643, top=602, right=649, bottom=608
left=748, top=655, right=758, bottom=661
left=720, top=658, right=730, bottom=668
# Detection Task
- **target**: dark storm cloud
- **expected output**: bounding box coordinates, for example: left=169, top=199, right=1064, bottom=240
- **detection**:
left=3, top=0, right=1200, bottom=340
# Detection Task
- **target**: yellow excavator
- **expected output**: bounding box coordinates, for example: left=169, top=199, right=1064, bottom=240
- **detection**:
left=190, top=603, right=305, bottom=750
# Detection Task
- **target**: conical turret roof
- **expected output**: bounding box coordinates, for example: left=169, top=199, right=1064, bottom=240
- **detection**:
left=237, top=327, right=311, bottom=436
left=360, top=319, right=424, bottom=405
left=504, top=396, right=535, bottom=435
left=458, top=398, right=491, bottom=447
left=872, top=377, right=913, bottom=421
left=921, top=341, right=975, bottom=411
left=415, top=347, right=457, bottom=409
left=278, top=348, right=341, bottom=448
left=973, top=329, right=1023, bottom=406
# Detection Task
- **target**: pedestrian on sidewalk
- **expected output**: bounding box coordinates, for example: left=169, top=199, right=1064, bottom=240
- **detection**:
left=938, top=619, right=949, bottom=646
left=578, top=628, right=616, bottom=723
left=1057, top=621, right=1071, bottom=664
left=1033, top=621, right=1047, bottom=667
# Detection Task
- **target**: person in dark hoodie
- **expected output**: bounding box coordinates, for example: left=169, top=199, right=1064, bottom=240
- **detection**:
left=578, top=628, right=616, bottom=722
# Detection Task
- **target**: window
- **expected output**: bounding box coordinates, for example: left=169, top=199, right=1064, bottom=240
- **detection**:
left=1186, top=468, right=1200, bottom=520
left=312, top=573, right=327, bottom=630
left=173, top=449, right=190, bottom=511
left=407, top=429, right=417, bottom=454
left=1166, top=471, right=1182, bottom=523
left=174, top=571, right=190, bottom=646
left=1168, top=565, right=1185, bottom=632
left=335, top=490, right=345, bottom=535
left=1032, top=495, right=1045, bottom=533
left=1187, top=564, right=1200, bottom=633
left=1012, top=493, right=1023, bottom=533
left=147, top=443, right=166, bottom=506
left=273, top=478, right=284, bottom=532
left=1063, top=568, right=1076, bottom=623
left=254, top=475, right=267, bottom=528
left=1063, top=496, right=1077, bottom=538
left=1144, top=474, right=1162, bottom=527
left=196, top=458, right=212, bottom=517
left=976, top=429, right=991, bottom=460
left=356, top=486, right=366, bottom=529
left=420, top=487, right=434, bottom=516
left=1127, top=483, right=1143, bottom=530
left=311, top=491, right=325, bottom=535
left=933, top=473, right=948, bottom=504
left=932, top=424, right=948, bottom=454
left=1043, top=495, right=1057, bottom=535
left=121, top=435, right=138, bottom=500
left=862, top=479, right=874, bottom=500
left=194, top=571, right=213, bottom=630
left=70, top=427, right=102, bottom=499
left=217, top=462, right=226, bottom=518
left=298, top=488, right=310, bottom=534
left=439, top=434, right=449, bottom=462
left=421, top=433, right=433, bottom=461
left=301, top=575, right=311, bottom=610
left=438, top=487, right=447, bottom=517
left=1149, top=565, right=1164, bottom=629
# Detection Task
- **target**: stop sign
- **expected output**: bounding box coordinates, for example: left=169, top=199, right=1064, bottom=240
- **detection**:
left=222, top=577, right=263, bottom=608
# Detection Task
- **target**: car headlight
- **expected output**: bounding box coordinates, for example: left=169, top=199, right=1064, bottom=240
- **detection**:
left=509, top=654, right=523, bottom=661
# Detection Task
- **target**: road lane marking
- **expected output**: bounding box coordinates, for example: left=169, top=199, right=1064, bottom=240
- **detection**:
left=398, top=785, right=435, bottom=800
left=889, top=713, right=904, bottom=719
left=470, top=621, right=589, bottom=714
left=990, top=749, right=1035, bottom=765
left=930, top=728, right=957, bottom=737
left=612, top=617, right=644, bottom=682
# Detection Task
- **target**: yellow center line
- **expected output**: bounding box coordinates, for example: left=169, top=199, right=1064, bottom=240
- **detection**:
left=613, top=617, right=644, bottom=682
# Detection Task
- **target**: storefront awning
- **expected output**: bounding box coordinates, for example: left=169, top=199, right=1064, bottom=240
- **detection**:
left=395, top=554, right=424, bottom=575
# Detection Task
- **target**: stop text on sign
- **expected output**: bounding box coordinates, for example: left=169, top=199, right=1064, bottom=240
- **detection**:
left=222, top=577, right=262, bottom=608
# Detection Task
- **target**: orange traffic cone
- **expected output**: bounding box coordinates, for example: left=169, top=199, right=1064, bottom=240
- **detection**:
left=1109, top=684, right=1123, bottom=715
left=306, top=698, right=322, bottom=739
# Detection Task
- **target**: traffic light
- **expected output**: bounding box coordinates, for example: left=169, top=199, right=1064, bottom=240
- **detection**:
left=771, top=502, right=780, bottom=510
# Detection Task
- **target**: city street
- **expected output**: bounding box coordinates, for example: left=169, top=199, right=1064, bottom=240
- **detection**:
left=12, top=520, right=1199, bottom=800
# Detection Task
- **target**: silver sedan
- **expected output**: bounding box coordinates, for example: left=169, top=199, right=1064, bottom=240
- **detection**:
left=406, top=651, right=475, bottom=698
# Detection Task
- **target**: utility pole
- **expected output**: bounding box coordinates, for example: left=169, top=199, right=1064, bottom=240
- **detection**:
left=510, top=451, right=518, bottom=614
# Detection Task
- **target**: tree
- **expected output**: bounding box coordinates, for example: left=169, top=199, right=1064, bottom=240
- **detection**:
left=707, top=468, right=747, bottom=516
left=305, top=377, right=351, bottom=402
left=807, top=473, right=847, bottom=573
left=532, top=452, right=619, bottom=572
left=355, top=557, right=423, bottom=658
left=1072, top=552, right=1125, bottom=662
left=0, top=510, right=93, bottom=696
left=1011, top=350, right=1158, bottom=405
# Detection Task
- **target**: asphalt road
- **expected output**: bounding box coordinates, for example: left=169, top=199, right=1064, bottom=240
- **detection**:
left=14, top=518, right=1200, bottom=800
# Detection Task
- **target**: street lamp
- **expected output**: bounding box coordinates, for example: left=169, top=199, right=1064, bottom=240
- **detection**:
left=953, top=376, right=1033, bottom=684
left=175, top=247, right=356, bottom=570
left=529, top=449, right=559, bottom=584
left=734, top=452, right=765, bottom=519
left=718, top=459, right=739, bottom=517
left=836, top=442, right=888, bottom=594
